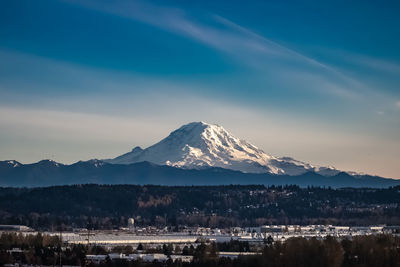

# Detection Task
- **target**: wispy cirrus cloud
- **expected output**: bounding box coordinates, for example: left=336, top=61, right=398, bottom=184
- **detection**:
left=357, top=55, right=400, bottom=76
left=325, top=49, right=400, bottom=76
left=65, top=0, right=370, bottom=100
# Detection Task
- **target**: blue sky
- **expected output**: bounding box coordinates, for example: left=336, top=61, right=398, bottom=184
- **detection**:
left=0, top=0, right=399, bottom=178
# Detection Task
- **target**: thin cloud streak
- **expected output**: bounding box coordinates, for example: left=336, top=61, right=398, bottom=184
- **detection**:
left=67, top=0, right=370, bottom=100
left=327, top=50, right=400, bottom=76
left=358, top=56, right=400, bottom=75
left=0, top=49, right=202, bottom=98
left=214, top=16, right=370, bottom=95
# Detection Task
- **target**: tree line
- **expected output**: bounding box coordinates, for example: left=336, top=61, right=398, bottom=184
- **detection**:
left=0, top=184, right=399, bottom=229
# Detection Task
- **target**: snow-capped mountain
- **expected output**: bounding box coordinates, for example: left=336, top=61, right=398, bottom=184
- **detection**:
left=107, top=121, right=341, bottom=176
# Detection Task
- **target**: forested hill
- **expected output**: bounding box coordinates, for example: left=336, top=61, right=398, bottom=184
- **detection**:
left=1, top=184, right=399, bottom=229
left=1, top=160, right=399, bottom=188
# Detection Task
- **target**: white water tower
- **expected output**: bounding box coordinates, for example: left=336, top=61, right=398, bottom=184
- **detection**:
left=128, top=218, right=135, bottom=230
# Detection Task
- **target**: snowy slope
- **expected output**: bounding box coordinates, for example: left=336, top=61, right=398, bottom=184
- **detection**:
left=107, top=121, right=341, bottom=176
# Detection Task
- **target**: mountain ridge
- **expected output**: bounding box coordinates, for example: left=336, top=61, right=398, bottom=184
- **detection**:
left=0, top=159, right=398, bottom=188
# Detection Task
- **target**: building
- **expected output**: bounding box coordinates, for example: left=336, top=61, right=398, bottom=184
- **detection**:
left=0, top=225, right=32, bottom=231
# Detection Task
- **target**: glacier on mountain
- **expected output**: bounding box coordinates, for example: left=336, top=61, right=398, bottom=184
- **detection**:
left=106, top=121, right=341, bottom=176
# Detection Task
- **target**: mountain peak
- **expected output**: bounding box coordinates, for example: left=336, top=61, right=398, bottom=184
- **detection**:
left=1, top=160, right=21, bottom=168
left=35, top=159, right=62, bottom=167
left=107, top=122, right=342, bottom=176
left=131, top=146, right=143, bottom=153
left=167, top=121, right=230, bottom=146
left=172, top=121, right=224, bottom=136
